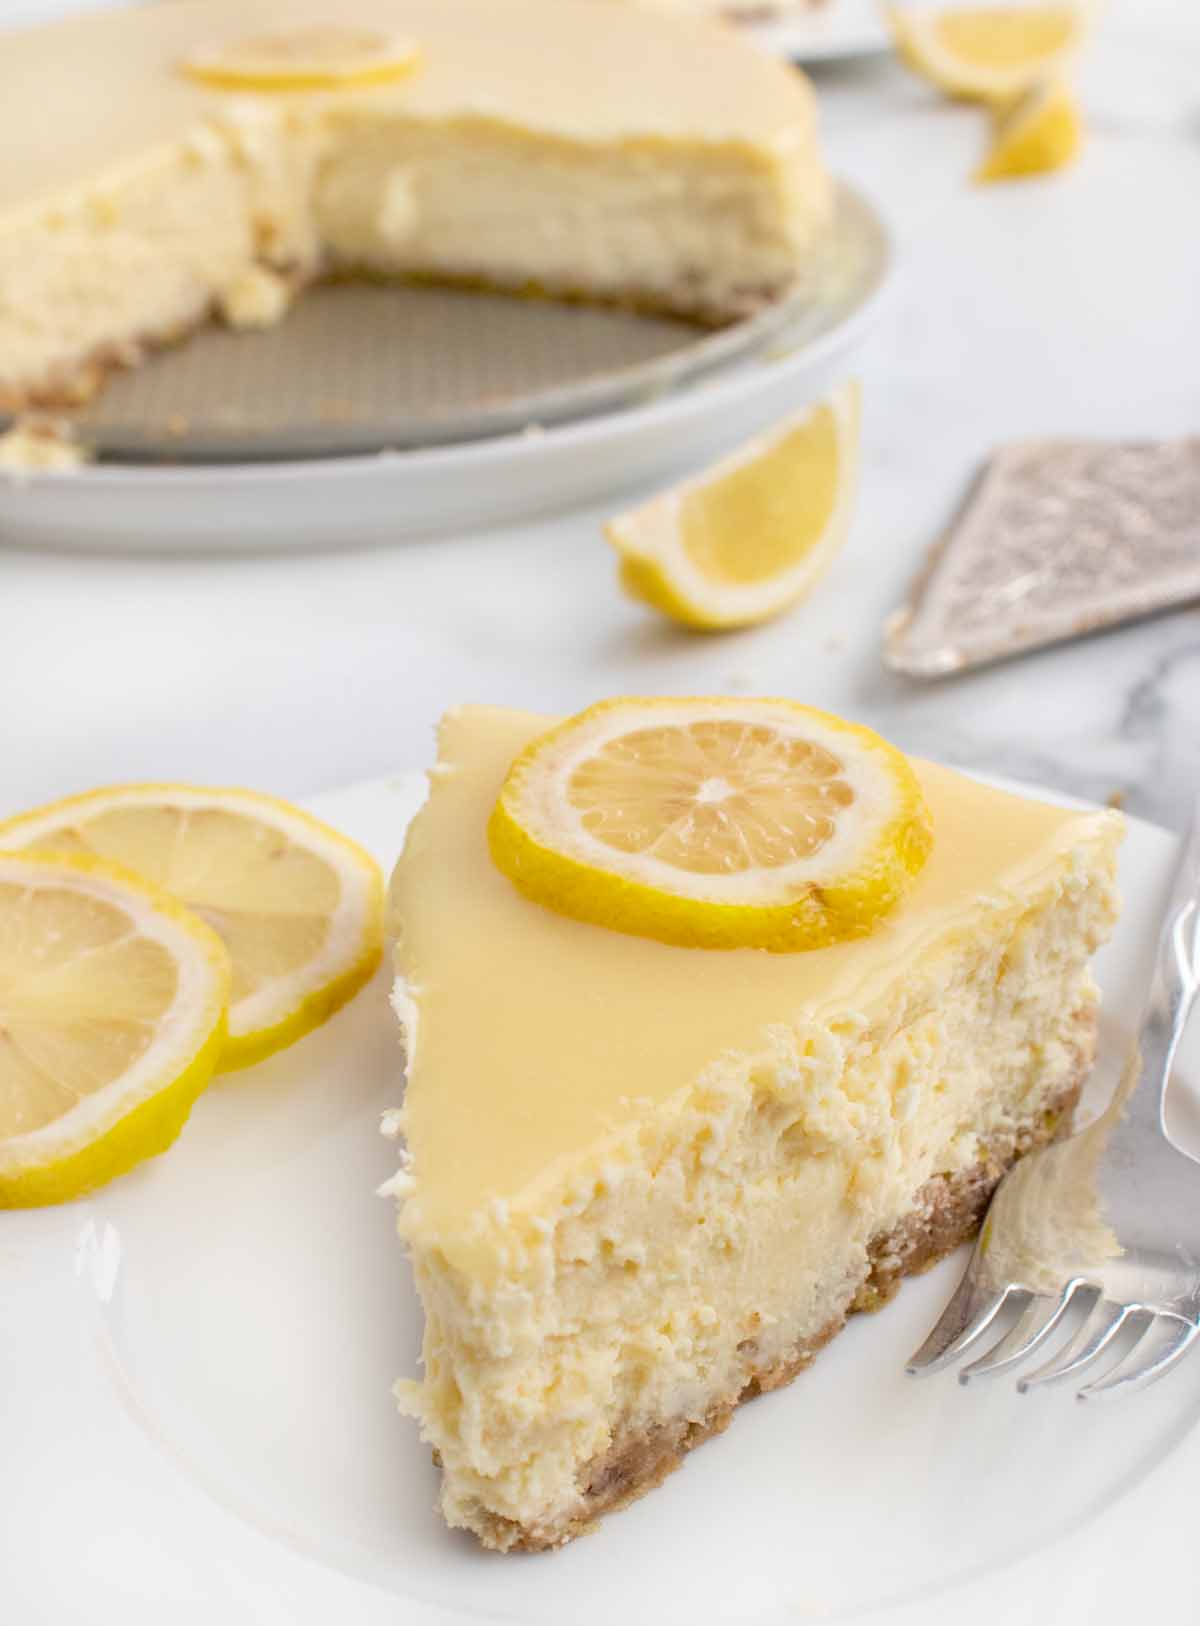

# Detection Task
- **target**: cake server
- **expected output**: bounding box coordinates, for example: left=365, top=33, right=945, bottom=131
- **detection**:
left=884, top=437, right=1200, bottom=678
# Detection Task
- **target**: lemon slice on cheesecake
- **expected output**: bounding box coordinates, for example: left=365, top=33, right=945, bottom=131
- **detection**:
left=607, top=384, right=860, bottom=632
left=489, top=698, right=932, bottom=952
left=0, top=852, right=229, bottom=1207
left=0, top=786, right=384, bottom=1072
left=181, top=26, right=421, bottom=92
left=886, top=5, right=1087, bottom=103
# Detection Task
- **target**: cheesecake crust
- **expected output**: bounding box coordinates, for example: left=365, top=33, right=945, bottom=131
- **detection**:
left=0, top=308, right=229, bottom=415
left=471, top=1022, right=1093, bottom=1553
left=0, top=266, right=314, bottom=416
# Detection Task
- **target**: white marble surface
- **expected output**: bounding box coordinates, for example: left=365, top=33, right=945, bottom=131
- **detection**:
left=2, top=1, right=1199, bottom=837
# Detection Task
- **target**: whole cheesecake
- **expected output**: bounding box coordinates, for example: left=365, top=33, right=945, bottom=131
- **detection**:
left=386, top=705, right=1122, bottom=1551
left=0, top=0, right=831, bottom=409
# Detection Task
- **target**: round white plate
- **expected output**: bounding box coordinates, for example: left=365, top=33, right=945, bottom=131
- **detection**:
left=0, top=185, right=893, bottom=553
left=746, top=0, right=890, bottom=63
left=4, top=772, right=1198, bottom=1626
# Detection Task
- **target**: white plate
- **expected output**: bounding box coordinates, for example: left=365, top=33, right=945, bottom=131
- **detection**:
left=4, top=771, right=1199, bottom=1626
left=746, top=0, right=890, bottom=63
left=0, top=185, right=893, bottom=552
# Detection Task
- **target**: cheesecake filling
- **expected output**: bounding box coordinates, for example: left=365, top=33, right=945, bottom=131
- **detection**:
left=1, top=114, right=824, bottom=405
left=0, top=116, right=328, bottom=408
left=0, top=142, right=259, bottom=406
left=314, top=117, right=829, bottom=321
left=1, top=31, right=830, bottom=404
left=393, top=854, right=1116, bottom=1546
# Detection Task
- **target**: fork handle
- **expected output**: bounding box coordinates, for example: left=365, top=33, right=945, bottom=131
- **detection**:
left=1132, top=792, right=1200, bottom=1131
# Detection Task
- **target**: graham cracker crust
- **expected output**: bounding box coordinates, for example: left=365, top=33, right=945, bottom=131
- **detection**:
left=324, top=263, right=779, bottom=329
left=0, top=267, right=311, bottom=415
left=474, top=1026, right=1094, bottom=1553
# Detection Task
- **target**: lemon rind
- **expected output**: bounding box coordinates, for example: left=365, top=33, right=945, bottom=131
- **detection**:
left=180, top=36, right=421, bottom=93
left=218, top=944, right=382, bottom=1071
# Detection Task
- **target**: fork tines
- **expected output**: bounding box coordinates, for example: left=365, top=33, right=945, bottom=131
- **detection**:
left=908, top=1279, right=1200, bottom=1400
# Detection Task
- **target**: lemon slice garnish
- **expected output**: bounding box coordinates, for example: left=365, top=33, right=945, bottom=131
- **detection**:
left=886, top=5, right=1087, bottom=102
left=975, top=79, right=1082, bottom=180
left=488, top=699, right=933, bottom=952
left=607, top=383, right=860, bottom=632
left=0, top=786, right=383, bottom=1072
left=181, top=26, right=421, bottom=93
left=0, top=851, right=230, bottom=1207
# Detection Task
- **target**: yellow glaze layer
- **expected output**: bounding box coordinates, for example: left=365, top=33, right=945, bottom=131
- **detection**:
left=389, top=707, right=1122, bottom=1251
left=1, top=0, right=817, bottom=217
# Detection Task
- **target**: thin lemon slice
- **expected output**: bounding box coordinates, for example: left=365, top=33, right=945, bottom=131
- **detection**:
left=886, top=5, right=1087, bottom=102
left=181, top=26, right=421, bottom=92
left=0, top=851, right=230, bottom=1207
left=488, top=698, right=933, bottom=952
left=607, top=384, right=860, bottom=632
left=975, top=79, right=1082, bottom=180
left=0, top=787, right=384, bottom=1072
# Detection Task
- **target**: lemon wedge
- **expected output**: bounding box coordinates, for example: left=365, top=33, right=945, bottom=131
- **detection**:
left=181, top=26, right=421, bottom=92
left=886, top=5, right=1087, bottom=102
left=0, top=851, right=230, bottom=1207
left=975, top=79, right=1082, bottom=180
left=488, top=698, right=933, bottom=952
left=0, top=786, right=384, bottom=1072
left=607, top=384, right=860, bottom=632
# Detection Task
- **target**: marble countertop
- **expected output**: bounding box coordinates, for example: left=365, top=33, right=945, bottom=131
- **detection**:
left=2, top=1, right=1199, bottom=834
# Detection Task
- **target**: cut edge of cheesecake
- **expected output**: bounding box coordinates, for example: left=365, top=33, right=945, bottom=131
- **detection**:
left=458, top=1060, right=1090, bottom=1553
left=385, top=706, right=1122, bottom=1551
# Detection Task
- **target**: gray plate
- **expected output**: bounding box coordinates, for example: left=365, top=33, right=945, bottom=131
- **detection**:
left=24, top=182, right=887, bottom=464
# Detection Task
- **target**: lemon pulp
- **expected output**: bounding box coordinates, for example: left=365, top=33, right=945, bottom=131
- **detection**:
left=680, top=408, right=841, bottom=587
left=608, top=384, right=859, bottom=632
left=489, top=698, right=933, bottom=952
left=0, top=788, right=384, bottom=1070
left=935, top=8, right=1077, bottom=68
left=0, top=852, right=230, bottom=1206
left=977, top=80, right=1082, bottom=181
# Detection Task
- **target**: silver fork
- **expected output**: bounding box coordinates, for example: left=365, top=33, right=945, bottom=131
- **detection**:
left=907, top=789, right=1200, bottom=1400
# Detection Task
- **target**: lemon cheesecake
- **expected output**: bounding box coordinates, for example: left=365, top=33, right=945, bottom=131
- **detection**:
left=0, top=0, right=830, bottom=410
left=385, top=702, right=1121, bottom=1550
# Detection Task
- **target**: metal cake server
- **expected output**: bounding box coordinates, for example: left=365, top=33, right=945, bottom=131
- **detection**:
left=907, top=788, right=1200, bottom=1399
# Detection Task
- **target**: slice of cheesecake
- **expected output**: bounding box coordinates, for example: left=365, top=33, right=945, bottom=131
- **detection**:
left=0, top=0, right=830, bottom=409
left=385, top=705, right=1121, bottom=1551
